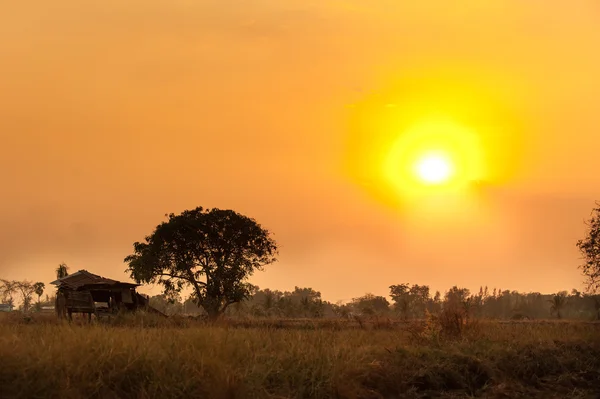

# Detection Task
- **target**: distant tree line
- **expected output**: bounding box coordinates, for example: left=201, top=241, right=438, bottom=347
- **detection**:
left=0, top=279, right=46, bottom=312
left=147, top=284, right=600, bottom=321
left=0, top=263, right=68, bottom=312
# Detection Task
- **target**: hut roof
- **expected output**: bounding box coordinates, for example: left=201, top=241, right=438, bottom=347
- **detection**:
left=50, top=270, right=139, bottom=290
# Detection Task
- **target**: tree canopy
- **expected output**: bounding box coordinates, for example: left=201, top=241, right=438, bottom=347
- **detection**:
left=124, top=207, right=278, bottom=320
left=33, top=282, right=45, bottom=302
left=389, top=283, right=432, bottom=318
left=15, top=281, right=36, bottom=312
left=576, top=202, right=600, bottom=293
left=350, top=293, right=390, bottom=316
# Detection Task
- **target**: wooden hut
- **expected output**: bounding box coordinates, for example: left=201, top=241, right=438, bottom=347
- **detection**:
left=50, top=270, right=162, bottom=320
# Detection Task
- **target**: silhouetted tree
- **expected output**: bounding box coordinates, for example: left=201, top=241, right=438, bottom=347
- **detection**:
left=576, top=202, right=600, bottom=293
left=389, top=283, right=431, bottom=319
left=33, top=282, right=45, bottom=304
left=351, top=293, right=389, bottom=316
left=429, top=290, right=442, bottom=314
left=245, top=286, right=328, bottom=318
left=389, top=283, right=411, bottom=319
left=0, top=279, right=17, bottom=307
left=293, top=287, right=324, bottom=318
left=442, top=286, right=473, bottom=322
left=549, top=292, right=568, bottom=319
left=469, top=286, right=487, bottom=318
left=331, top=300, right=352, bottom=318
left=124, top=207, right=278, bottom=321
left=409, top=284, right=430, bottom=317
left=15, top=281, right=36, bottom=312
left=264, top=289, right=275, bottom=312
left=444, top=286, right=470, bottom=307
left=56, top=263, right=69, bottom=279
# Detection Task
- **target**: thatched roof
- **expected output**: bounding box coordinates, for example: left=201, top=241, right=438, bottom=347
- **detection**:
left=50, top=270, right=139, bottom=291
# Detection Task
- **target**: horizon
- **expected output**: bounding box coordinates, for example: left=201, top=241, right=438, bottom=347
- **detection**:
left=5, top=252, right=593, bottom=305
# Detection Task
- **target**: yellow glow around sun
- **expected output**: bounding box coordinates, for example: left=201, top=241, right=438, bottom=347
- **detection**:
left=382, top=119, right=485, bottom=199
left=344, top=66, right=526, bottom=210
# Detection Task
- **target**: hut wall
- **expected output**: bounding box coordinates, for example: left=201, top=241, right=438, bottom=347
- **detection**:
left=65, top=290, right=95, bottom=313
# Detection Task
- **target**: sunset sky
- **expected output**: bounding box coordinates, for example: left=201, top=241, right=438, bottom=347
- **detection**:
left=2, top=0, right=600, bottom=302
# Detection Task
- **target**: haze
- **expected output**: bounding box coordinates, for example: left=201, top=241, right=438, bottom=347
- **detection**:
left=2, top=0, right=600, bottom=301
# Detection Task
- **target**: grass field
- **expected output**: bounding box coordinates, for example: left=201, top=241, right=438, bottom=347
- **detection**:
left=1, top=312, right=599, bottom=399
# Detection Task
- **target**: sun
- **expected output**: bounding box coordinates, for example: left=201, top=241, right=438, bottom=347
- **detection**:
left=343, top=66, right=526, bottom=210
left=382, top=119, right=485, bottom=199
left=414, top=153, right=453, bottom=184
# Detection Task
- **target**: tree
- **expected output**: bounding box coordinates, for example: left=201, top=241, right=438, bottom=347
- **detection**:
left=15, top=281, right=36, bottom=312
left=576, top=202, right=600, bottom=293
left=264, top=289, right=275, bottom=312
left=124, top=207, right=278, bottom=321
left=33, top=282, right=45, bottom=304
left=409, top=284, right=431, bottom=317
left=389, top=283, right=431, bottom=319
left=350, top=293, right=390, bottom=316
left=549, top=292, right=568, bottom=319
left=444, top=286, right=471, bottom=305
left=389, top=283, right=411, bottom=319
left=332, top=300, right=352, bottom=319
left=429, top=290, right=442, bottom=314
left=0, top=279, right=17, bottom=307
left=56, top=263, right=69, bottom=279
left=293, top=287, right=324, bottom=318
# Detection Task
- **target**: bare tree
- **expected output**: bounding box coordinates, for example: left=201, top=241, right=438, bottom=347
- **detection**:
left=15, top=281, right=36, bottom=312
left=0, top=279, right=17, bottom=307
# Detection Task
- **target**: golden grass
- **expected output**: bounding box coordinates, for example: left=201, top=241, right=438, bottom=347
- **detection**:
left=0, top=312, right=599, bottom=399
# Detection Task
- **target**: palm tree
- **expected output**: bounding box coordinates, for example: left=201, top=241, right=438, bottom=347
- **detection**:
left=33, top=282, right=45, bottom=305
left=548, top=292, right=567, bottom=319
left=55, top=263, right=69, bottom=279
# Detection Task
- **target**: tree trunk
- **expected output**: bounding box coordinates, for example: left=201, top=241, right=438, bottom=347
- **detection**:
left=198, top=297, right=222, bottom=322
left=205, top=305, right=221, bottom=322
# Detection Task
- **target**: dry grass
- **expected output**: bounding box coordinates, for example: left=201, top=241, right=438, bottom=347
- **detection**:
left=0, top=312, right=599, bottom=399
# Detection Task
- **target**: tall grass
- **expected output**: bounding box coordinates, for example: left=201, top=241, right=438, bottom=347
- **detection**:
left=0, top=312, right=598, bottom=398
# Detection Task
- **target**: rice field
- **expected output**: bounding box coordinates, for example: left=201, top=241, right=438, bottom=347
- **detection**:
left=0, top=312, right=599, bottom=399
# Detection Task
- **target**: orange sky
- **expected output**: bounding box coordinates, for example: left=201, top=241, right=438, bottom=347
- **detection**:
left=1, top=0, right=600, bottom=301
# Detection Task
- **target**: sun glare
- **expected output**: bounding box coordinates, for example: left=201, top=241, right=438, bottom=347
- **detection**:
left=382, top=120, right=485, bottom=199
left=344, top=69, right=524, bottom=209
left=414, top=153, right=453, bottom=184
